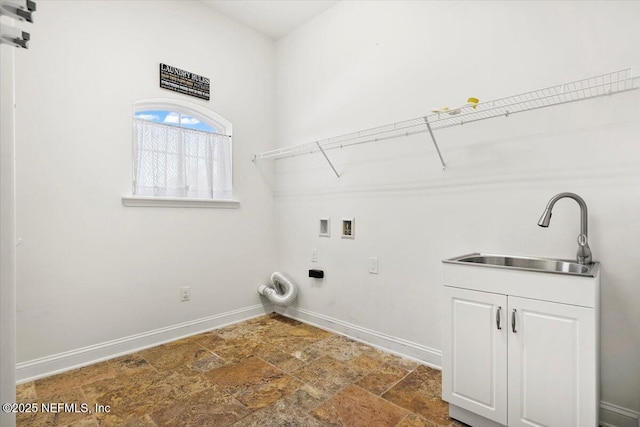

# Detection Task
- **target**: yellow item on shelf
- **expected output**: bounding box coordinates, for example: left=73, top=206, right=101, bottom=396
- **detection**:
left=432, top=97, right=479, bottom=115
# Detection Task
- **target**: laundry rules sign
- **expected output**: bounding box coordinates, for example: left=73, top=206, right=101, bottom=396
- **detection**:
left=159, top=63, right=210, bottom=101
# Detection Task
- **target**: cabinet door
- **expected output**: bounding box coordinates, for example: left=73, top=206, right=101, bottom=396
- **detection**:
left=508, top=297, right=597, bottom=427
left=442, top=286, right=508, bottom=425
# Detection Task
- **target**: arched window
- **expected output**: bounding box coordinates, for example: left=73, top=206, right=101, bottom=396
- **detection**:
left=132, top=99, right=233, bottom=200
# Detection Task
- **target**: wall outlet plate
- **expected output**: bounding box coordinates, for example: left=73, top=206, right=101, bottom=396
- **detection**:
left=341, top=218, right=355, bottom=239
left=369, top=257, right=379, bottom=274
left=180, top=286, right=190, bottom=302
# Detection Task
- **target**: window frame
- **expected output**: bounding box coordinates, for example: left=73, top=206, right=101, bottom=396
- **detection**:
left=122, top=98, right=239, bottom=208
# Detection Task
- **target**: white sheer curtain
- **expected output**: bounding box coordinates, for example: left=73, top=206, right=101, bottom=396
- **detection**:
left=133, top=119, right=232, bottom=199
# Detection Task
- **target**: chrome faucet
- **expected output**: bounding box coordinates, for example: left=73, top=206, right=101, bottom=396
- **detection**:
left=537, top=192, right=593, bottom=265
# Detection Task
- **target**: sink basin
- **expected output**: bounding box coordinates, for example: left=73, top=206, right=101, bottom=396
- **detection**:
left=443, top=253, right=598, bottom=277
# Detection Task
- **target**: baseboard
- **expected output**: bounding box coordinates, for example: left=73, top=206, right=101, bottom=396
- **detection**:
left=16, top=303, right=272, bottom=384
left=274, top=305, right=442, bottom=369
left=600, top=401, right=640, bottom=427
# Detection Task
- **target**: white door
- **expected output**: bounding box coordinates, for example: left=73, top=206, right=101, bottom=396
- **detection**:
left=1, top=39, right=18, bottom=427
left=508, top=296, right=597, bottom=427
left=442, top=286, right=508, bottom=425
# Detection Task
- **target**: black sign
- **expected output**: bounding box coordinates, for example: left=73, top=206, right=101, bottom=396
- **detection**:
left=159, top=63, right=210, bottom=101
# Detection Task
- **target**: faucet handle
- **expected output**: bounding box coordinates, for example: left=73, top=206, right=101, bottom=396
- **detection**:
left=576, top=234, right=592, bottom=264
left=577, top=233, right=588, bottom=247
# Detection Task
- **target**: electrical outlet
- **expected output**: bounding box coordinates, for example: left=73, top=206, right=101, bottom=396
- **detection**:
left=369, top=257, right=379, bottom=274
left=311, top=249, right=318, bottom=263
left=180, top=286, right=190, bottom=302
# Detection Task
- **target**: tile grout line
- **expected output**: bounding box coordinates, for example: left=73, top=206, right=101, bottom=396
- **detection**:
left=378, top=366, right=416, bottom=397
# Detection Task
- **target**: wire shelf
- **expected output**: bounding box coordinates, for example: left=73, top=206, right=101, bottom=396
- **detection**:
left=252, top=68, right=638, bottom=164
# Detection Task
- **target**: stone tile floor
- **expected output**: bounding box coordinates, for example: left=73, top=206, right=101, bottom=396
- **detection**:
left=15, top=313, right=466, bottom=427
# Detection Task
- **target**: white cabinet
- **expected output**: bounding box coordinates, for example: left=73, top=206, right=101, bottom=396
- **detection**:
left=442, top=287, right=508, bottom=425
left=507, top=296, right=596, bottom=427
left=442, top=262, right=599, bottom=427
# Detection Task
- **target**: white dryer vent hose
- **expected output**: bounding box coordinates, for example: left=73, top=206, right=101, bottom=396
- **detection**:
left=257, top=272, right=297, bottom=306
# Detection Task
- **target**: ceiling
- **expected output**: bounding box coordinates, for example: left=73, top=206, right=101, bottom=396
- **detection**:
left=201, top=0, right=339, bottom=40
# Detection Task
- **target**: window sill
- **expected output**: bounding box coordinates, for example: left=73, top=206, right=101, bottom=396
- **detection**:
left=122, top=196, right=240, bottom=209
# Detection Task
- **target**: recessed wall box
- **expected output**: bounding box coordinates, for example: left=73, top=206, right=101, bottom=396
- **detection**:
left=341, top=218, right=355, bottom=239
left=309, top=269, right=324, bottom=279
left=319, top=218, right=330, bottom=237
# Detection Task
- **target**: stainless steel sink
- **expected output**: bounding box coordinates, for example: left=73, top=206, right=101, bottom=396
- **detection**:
left=443, top=253, right=598, bottom=277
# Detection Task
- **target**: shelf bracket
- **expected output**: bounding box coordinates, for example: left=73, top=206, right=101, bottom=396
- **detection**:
left=316, top=141, right=340, bottom=178
left=424, top=117, right=446, bottom=170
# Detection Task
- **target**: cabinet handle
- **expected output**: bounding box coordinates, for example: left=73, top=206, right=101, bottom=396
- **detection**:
left=511, top=309, right=517, bottom=333
left=496, top=306, right=502, bottom=330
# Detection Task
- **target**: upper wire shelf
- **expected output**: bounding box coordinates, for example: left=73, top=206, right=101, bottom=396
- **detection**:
left=252, top=68, right=639, bottom=168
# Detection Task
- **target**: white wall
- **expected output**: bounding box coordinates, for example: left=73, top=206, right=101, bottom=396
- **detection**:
left=273, top=0, right=640, bottom=420
left=15, top=1, right=276, bottom=366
